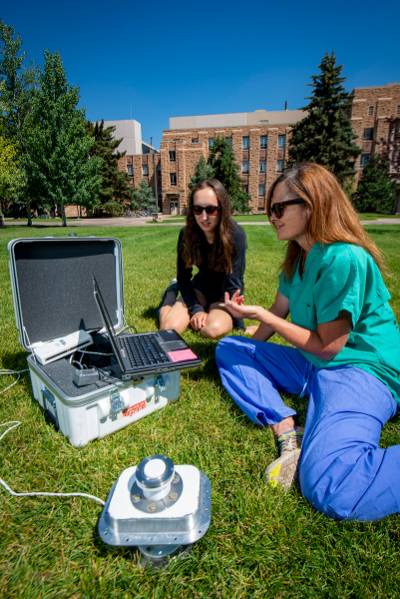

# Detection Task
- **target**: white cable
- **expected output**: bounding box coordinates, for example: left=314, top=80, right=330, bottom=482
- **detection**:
left=0, top=369, right=29, bottom=394
left=0, top=422, right=105, bottom=507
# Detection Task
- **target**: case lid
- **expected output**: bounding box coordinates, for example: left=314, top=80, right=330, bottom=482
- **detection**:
left=8, top=236, right=124, bottom=351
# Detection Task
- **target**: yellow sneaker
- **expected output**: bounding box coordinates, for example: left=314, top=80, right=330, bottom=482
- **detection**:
left=265, top=449, right=301, bottom=490
left=265, top=428, right=303, bottom=490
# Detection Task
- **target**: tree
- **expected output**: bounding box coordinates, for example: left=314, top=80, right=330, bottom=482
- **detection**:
left=130, top=180, right=157, bottom=214
left=0, top=20, right=35, bottom=139
left=22, top=51, right=101, bottom=226
left=189, top=154, right=215, bottom=192
left=208, top=137, right=250, bottom=213
left=288, top=52, right=360, bottom=184
left=0, top=135, right=24, bottom=225
left=353, top=155, right=398, bottom=214
left=88, top=120, right=131, bottom=215
left=0, top=20, right=36, bottom=219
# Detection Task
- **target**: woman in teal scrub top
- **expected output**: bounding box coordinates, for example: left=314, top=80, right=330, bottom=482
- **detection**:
left=216, top=162, right=400, bottom=521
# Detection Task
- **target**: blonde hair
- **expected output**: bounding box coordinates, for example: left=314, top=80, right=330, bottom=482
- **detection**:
left=266, top=163, right=385, bottom=278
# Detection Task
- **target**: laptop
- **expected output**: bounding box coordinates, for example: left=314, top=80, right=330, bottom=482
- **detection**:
left=92, top=276, right=201, bottom=377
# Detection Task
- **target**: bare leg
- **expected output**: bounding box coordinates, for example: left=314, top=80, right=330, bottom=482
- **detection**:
left=271, top=416, right=296, bottom=437
left=199, top=305, right=234, bottom=340
left=159, top=300, right=190, bottom=334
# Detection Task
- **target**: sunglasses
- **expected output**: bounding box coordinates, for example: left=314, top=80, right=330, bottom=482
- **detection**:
left=193, top=205, right=221, bottom=216
left=268, top=198, right=306, bottom=219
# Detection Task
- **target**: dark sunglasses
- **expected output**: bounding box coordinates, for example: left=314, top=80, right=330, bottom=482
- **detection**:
left=193, top=204, right=221, bottom=216
left=268, top=198, right=306, bottom=219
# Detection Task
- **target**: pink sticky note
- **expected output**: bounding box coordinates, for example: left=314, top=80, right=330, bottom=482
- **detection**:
left=167, top=349, right=198, bottom=362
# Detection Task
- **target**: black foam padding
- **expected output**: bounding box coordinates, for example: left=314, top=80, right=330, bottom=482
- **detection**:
left=42, top=358, right=113, bottom=397
left=34, top=333, right=121, bottom=397
left=12, top=238, right=120, bottom=345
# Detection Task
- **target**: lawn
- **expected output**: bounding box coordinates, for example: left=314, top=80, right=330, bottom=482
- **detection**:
left=0, top=223, right=400, bottom=598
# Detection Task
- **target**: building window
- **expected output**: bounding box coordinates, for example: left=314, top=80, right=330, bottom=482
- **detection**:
left=368, top=105, right=374, bottom=116
left=170, top=172, right=177, bottom=185
left=242, top=136, right=249, bottom=149
left=260, top=135, right=268, bottom=149
left=363, top=127, right=374, bottom=140
left=259, top=160, right=266, bottom=173
left=276, top=159, right=285, bottom=172
left=278, top=134, right=286, bottom=148
left=242, top=184, right=249, bottom=194
left=142, top=164, right=149, bottom=176
left=242, top=160, right=249, bottom=174
left=225, top=136, right=232, bottom=146
left=169, top=150, right=176, bottom=162
left=360, top=153, right=371, bottom=168
left=192, top=137, right=199, bottom=144
left=208, top=137, right=215, bottom=149
left=258, top=183, right=265, bottom=197
left=127, top=164, right=133, bottom=177
left=397, top=105, right=400, bottom=114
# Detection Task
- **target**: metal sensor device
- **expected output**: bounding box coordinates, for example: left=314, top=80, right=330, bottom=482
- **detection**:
left=98, top=454, right=211, bottom=564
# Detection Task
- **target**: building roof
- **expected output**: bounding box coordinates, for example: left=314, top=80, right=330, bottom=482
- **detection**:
left=169, top=109, right=305, bottom=130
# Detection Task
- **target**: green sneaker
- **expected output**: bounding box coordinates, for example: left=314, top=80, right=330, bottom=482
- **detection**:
left=265, top=428, right=303, bottom=491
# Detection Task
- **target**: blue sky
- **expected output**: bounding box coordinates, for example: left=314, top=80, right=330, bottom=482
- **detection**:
left=2, top=0, right=399, bottom=147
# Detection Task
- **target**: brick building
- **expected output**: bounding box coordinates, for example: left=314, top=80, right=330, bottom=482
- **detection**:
left=113, top=83, right=400, bottom=214
left=350, top=84, right=400, bottom=182
left=160, top=109, right=304, bottom=214
left=158, top=83, right=400, bottom=214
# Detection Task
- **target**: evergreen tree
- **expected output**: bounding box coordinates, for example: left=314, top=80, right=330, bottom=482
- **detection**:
left=130, top=180, right=157, bottom=214
left=88, top=120, right=131, bottom=214
left=288, top=52, right=360, bottom=184
left=208, top=137, right=250, bottom=213
left=188, top=154, right=215, bottom=192
left=22, top=51, right=101, bottom=226
left=353, top=155, right=398, bottom=214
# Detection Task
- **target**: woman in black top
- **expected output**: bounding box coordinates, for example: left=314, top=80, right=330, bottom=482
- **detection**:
left=159, top=178, right=246, bottom=339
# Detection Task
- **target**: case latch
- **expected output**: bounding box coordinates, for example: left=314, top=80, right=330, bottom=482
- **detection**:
left=154, top=375, right=166, bottom=404
left=42, top=387, right=59, bottom=429
left=110, top=390, right=124, bottom=420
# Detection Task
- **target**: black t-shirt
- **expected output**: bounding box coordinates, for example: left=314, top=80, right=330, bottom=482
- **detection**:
left=177, top=222, right=247, bottom=316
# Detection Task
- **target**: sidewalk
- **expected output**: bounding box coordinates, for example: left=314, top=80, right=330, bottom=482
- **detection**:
left=3, top=216, right=400, bottom=227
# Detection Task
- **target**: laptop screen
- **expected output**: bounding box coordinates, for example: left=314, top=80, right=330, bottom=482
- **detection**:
left=93, top=276, right=125, bottom=371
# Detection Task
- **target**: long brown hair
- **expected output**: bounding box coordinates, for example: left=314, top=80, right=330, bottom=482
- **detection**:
left=182, top=179, right=235, bottom=272
left=266, top=163, right=385, bottom=278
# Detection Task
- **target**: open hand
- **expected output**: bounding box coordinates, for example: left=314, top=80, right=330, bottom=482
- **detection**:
left=222, top=291, right=265, bottom=321
left=190, top=311, right=208, bottom=331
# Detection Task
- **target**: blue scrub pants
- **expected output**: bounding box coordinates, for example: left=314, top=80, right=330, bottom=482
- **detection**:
left=216, top=336, right=400, bottom=521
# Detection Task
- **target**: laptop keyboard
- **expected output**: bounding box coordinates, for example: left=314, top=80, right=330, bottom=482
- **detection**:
left=119, top=334, right=170, bottom=367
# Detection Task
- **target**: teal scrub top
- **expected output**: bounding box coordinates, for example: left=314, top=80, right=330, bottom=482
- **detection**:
left=279, top=242, right=400, bottom=403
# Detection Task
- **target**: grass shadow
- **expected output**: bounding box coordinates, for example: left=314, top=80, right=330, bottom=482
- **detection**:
left=141, top=305, right=159, bottom=322
left=1, top=349, right=30, bottom=372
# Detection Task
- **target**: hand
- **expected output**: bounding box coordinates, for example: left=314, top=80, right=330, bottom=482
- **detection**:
left=190, top=311, right=208, bottom=331
left=222, top=291, right=266, bottom=321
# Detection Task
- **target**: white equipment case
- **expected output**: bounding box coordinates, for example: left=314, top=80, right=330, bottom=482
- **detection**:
left=8, top=236, right=180, bottom=447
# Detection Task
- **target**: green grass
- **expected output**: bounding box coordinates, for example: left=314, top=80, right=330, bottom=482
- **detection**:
left=0, top=223, right=400, bottom=598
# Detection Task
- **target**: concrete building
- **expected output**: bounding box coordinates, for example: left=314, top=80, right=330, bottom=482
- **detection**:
left=103, top=119, right=162, bottom=209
